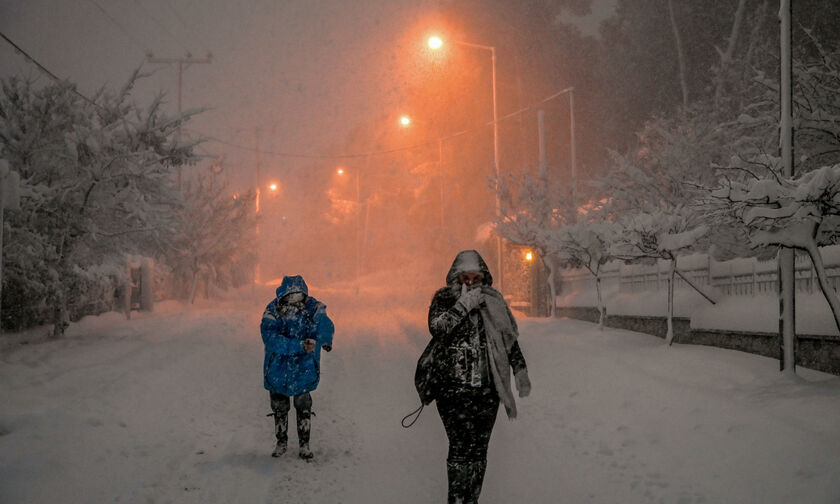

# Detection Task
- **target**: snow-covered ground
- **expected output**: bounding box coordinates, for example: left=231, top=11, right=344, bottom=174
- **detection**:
left=2, top=283, right=840, bottom=503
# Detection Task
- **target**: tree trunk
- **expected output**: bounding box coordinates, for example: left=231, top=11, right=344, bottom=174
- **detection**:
left=189, top=269, right=199, bottom=304
left=545, top=259, right=557, bottom=318
left=595, top=271, right=605, bottom=330
left=51, top=291, right=69, bottom=339
left=665, top=259, right=676, bottom=345
left=804, top=240, right=840, bottom=334
left=714, top=0, right=748, bottom=108
left=667, top=0, right=690, bottom=108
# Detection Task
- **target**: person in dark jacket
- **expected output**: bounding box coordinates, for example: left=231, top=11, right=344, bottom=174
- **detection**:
left=428, top=250, right=531, bottom=503
left=262, top=275, right=334, bottom=459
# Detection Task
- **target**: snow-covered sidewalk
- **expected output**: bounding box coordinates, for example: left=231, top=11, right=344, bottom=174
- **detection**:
left=1, top=287, right=839, bottom=503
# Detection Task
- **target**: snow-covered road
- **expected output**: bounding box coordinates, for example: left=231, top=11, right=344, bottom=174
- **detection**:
left=2, top=285, right=840, bottom=503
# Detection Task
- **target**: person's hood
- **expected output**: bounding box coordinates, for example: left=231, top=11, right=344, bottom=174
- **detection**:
left=445, top=250, right=493, bottom=286
left=276, top=275, right=309, bottom=300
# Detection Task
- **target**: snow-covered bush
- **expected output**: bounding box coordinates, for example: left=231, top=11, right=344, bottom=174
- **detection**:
left=0, top=73, right=200, bottom=335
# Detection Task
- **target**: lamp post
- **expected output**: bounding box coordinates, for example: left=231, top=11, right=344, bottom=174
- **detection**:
left=428, top=35, right=503, bottom=292
left=337, top=166, right=362, bottom=292
left=399, top=114, right=446, bottom=235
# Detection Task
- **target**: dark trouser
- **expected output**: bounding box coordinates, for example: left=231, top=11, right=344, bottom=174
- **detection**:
left=270, top=392, right=312, bottom=446
left=436, top=386, right=499, bottom=504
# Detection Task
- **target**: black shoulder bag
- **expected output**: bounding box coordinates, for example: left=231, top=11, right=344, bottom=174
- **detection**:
left=401, top=336, right=444, bottom=428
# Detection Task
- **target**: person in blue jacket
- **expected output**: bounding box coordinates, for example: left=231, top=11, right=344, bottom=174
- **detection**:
left=262, top=275, right=334, bottom=459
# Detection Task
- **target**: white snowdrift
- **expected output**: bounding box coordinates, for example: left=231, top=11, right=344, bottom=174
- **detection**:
left=1, top=288, right=839, bottom=503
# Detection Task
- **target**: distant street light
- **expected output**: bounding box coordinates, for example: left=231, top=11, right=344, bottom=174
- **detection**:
left=336, top=166, right=362, bottom=290
left=427, top=33, right=504, bottom=291
left=398, top=114, right=445, bottom=234
left=268, top=182, right=278, bottom=192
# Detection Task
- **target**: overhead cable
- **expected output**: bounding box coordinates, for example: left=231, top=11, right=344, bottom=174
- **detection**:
left=0, top=30, right=104, bottom=110
left=195, top=86, right=575, bottom=160
left=84, top=0, right=148, bottom=52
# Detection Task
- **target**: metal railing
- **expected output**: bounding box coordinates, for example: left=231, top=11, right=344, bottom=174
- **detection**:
left=557, top=246, right=840, bottom=297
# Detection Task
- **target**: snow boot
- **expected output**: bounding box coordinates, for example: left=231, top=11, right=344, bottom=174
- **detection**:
left=446, top=460, right=477, bottom=504
left=469, top=460, right=488, bottom=502
left=298, top=442, right=313, bottom=460
left=272, top=412, right=289, bottom=457
left=297, top=406, right=312, bottom=459
left=271, top=440, right=287, bottom=458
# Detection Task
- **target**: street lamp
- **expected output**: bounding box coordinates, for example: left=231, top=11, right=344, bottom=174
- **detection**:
left=399, top=114, right=446, bottom=234
left=427, top=34, right=503, bottom=291
left=336, top=166, right=362, bottom=291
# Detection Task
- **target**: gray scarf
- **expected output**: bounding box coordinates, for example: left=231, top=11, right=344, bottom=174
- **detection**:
left=479, top=288, right=519, bottom=419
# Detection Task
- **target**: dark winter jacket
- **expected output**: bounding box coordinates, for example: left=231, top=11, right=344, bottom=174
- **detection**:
left=262, top=275, right=334, bottom=396
left=428, top=251, right=526, bottom=396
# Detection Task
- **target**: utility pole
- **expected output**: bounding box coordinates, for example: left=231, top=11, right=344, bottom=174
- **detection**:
left=438, top=139, right=445, bottom=235
left=569, top=87, right=577, bottom=211
left=146, top=52, right=212, bottom=189
left=255, top=127, right=262, bottom=286
left=778, top=0, right=796, bottom=373
left=538, top=110, right=547, bottom=181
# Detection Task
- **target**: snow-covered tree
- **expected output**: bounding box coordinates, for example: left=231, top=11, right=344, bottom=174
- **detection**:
left=707, top=31, right=840, bottom=339
left=545, top=219, right=619, bottom=329
left=494, top=172, right=572, bottom=317
left=0, top=73, right=199, bottom=335
left=712, top=164, right=840, bottom=333
left=166, top=169, right=256, bottom=303
left=610, top=209, right=709, bottom=345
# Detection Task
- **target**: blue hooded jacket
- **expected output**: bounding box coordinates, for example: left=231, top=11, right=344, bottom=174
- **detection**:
left=261, top=275, right=335, bottom=396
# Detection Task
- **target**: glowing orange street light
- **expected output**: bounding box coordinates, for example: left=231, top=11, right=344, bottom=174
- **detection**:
left=399, top=115, right=411, bottom=127
left=268, top=182, right=278, bottom=192
left=524, top=250, right=533, bottom=262
left=425, top=32, right=504, bottom=291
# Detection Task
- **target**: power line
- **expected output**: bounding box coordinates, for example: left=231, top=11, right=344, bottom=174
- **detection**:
left=1, top=27, right=574, bottom=165
left=132, top=0, right=193, bottom=55
left=160, top=0, right=213, bottom=55
left=0, top=30, right=104, bottom=110
left=84, top=0, right=148, bottom=52
left=193, top=86, right=575, bottom=160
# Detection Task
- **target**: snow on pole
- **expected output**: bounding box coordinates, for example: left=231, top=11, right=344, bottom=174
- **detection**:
left=778, top=0, right=796, bottom=373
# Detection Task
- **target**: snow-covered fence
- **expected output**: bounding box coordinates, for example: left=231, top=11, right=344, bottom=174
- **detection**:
left=557, top=246, right=840, bottom=297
